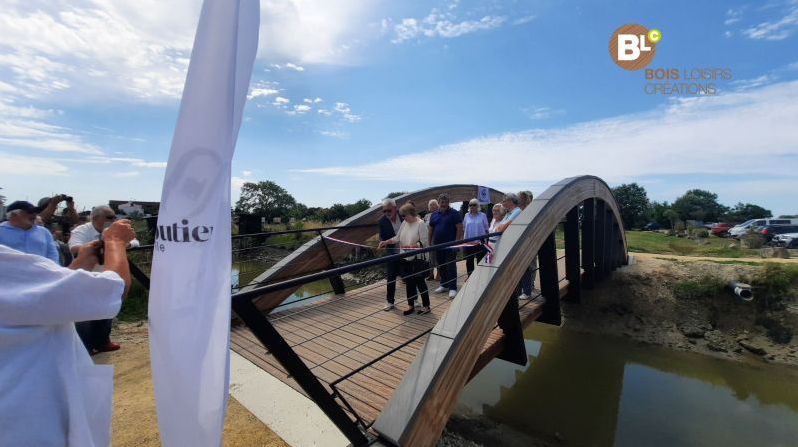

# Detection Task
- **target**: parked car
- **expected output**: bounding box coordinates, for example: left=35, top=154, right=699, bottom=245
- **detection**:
left=729, top=218, right=798, bottom=238
left=643, top=222, right=661, bottom=231
left=710, top=222, right=732, bottom=237
left=760, top=225, right=798, bottom=243
left=773, top=232, right=798, bottom=248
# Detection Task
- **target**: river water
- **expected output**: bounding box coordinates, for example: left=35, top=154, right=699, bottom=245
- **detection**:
left=456, top=323, right=798, bottom=447
left=232, top=259, right=333, bottom=309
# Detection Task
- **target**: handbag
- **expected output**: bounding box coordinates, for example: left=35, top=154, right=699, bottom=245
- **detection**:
left=413, top=223, right=430, bottom=270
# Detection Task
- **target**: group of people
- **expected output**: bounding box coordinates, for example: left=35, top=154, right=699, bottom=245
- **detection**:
left=376, top=190, right=539, bottom=315
left=0, top=196, right=137, bottom=446
left=0, top=196, right=140, bottom=356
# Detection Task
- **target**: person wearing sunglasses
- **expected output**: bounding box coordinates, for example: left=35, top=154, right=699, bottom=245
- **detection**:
left=68, top=206, right=140, bottom=355
left=378, top=198, right=403, bottom=311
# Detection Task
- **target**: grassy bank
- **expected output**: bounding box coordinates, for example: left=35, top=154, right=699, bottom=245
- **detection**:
left=625, top=230, right=763, bottom=258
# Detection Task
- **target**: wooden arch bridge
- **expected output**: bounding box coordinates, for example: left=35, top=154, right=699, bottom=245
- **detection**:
left=122, top=176, right=626, bottom=446
left=221, top=175, right=628, bottom=446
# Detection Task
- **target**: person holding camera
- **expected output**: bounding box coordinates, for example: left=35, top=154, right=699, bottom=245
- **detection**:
left=0, top=219, right=135, bottom=447
left=38, top=194, right=79, bottom=229
left=69, top=205, right=140, bottom=355
left=0, top=200, right=60, bottom=263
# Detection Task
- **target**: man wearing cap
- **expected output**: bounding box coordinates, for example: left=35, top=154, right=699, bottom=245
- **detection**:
left=0, top=200, right=60, bottom=263
left=69, top=205, right=140, bottom=355
left=0, top=219, right=135, bottom=447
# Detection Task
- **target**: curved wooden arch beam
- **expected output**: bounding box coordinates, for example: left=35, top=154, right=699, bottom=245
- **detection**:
left=241, top=184, right=506, bottom=312
left=373, top=176, right=627, bottom=446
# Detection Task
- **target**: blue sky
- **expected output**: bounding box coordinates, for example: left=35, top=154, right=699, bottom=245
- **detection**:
left=1, top=0, right=797, bottom=216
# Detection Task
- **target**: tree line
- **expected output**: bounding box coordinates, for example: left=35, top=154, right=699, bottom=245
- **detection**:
left=610, top=183, right=788, bottom=230
left=233, top=180, right=380, bottom=223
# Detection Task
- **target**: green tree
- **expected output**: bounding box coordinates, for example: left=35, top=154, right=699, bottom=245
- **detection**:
left=672, top=189, right=728, bottom=223
left=344, top=198, right=372, bottom=217
left=234, top=180, right=297, bottom=221
left=611, top=183, right=650, bottom=229
left=385, top=191, right=407, bottom=199
left=648, top=200, right=671, bottom=227
left=663, top=209, right=680, bottom=230
left=723, top=202, right=772, bottom=223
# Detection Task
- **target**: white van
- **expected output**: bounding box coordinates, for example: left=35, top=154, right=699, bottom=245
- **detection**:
left=729, top=217, right=798, bottom=238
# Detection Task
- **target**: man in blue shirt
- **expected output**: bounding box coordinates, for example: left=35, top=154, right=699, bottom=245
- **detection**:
left=429, top=193, right=463, bottom=299
left=0, top=201, right=59, bottom=264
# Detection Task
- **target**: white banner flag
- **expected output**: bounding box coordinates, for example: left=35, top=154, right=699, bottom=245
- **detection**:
left=148, top=0, right=259, bottom=445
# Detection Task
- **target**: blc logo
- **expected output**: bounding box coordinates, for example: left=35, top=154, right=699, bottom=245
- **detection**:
left=609, top=24, right=661, bottom=70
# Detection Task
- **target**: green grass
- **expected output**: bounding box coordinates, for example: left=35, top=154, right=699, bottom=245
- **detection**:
left=117, top=279, right=149, bottom=322
left=625, top=230, right=761, bottom=258
left=671, top=275, right=725, bottom=300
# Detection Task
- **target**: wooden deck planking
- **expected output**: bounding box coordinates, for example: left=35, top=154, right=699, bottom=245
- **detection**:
left=230, top=259, right=553, bottom=429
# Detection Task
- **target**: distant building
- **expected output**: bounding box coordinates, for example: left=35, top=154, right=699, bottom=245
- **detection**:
left=109, top=200, right=160, bottom=216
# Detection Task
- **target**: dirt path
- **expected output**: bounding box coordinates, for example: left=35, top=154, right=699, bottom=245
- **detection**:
left=95, top=322, right=288, bottom=447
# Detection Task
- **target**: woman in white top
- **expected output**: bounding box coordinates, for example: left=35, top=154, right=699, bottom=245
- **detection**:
left=488, top=203, right=506, bottom=242
left=379, top=203, right=431, bottom=315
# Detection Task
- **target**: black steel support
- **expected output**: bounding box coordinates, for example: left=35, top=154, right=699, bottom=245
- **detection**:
left=317, top=230, right=347, bottom=295
left=603, top=209, right=612, bottom=278
left=538, top=231, right=561, bottom=325
left=231, top=298, right=369, bottom=447
left=594, top=200, right=607, bottom=282
left=563, top=205, right=581, bottom=303
left=128, top=258, right=151, bottom=290
left=581, top=198, right=595, bottom=289
left=496, top=295, right=527, bottom=365
left=611, top=221, right=621, bottom=271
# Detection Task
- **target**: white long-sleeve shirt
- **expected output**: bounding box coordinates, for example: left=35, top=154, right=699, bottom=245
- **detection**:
left=0, top=245, right=124, bottom=446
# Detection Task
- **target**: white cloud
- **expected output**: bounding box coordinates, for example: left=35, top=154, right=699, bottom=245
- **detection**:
left=248, top=87, right=280, bottom=100
left=294, top=104, right=311, bottom=112
left=0, top=152, right=69, bottom=175
left=285, top=62, right=305, bottom=72
left=390, top=5, right=507, bottom=43
left=731, top=74, right=776, bottom=90
left=81, top=156, right=167, bottom=168
left=334, top=102, right=361, bottom=123
left=317, top=108, right=332, bottom=116
left=725, top=8, right=744, bottom=26
left=273, top=96, right=290, bottom=107
left=318, top=130, right=349, bottom=138
left=0, top=118, right=103, bottom=154
left=242, top=170, right=253, bottom=177
left=296, top=80, right=798, bottom=187
left=521, top=106, right=565, bottom=120
left=258, top=0, right=382, bottom=64
left=512, top=15, right=536, bottom=26
left=111, top=171, right=141, bottom=178
left=743, top=3, right=798, bottom=40
left=313, top=97, right=323, bottom=103
left=0, top=1, right=196, bottom=102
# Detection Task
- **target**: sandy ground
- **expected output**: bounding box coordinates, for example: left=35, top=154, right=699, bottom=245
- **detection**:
left=94, top=322, right=288, bottom=447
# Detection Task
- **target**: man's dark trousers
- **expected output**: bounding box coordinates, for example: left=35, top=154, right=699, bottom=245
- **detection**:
left=436, top=249, right=458, bottom=291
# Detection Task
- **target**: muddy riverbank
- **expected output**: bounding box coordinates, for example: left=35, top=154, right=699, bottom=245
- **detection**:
left=561, top=254, right=798, bottom=366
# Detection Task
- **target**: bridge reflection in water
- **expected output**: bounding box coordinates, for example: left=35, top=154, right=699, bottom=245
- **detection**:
left=458, top=323, right=798, bottom=447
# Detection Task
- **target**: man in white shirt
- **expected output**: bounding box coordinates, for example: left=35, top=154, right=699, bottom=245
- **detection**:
left=69, top=205, right=140, bottom=354
left=0, top=219, right=135, bottom=446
